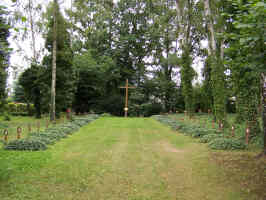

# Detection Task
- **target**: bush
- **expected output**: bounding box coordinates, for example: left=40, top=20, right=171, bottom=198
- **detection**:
left=199, top=134, right=224, bottom=143
left=3, top=113, right=10, bottom=121
left=7, top=102, right=17, bottom=112
left=7, top=102, right=35, bottom=116
left=140, top=103, right=163, bottom=117
left=191, top=128, right=218, bottom=138
left=208, top=138, right=247, bottom=150
left=10, top=112, right=29, bottom=116
left=29, top=135, right=55, bottom=145
left=101, top=113, right=112, bottom=117
left=4, top=138, right=47, bottom=151
left=0, top=122, right=8, bottom=129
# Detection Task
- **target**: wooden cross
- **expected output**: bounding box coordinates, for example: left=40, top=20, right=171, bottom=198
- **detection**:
left=119, top=79, right=136, bottom=117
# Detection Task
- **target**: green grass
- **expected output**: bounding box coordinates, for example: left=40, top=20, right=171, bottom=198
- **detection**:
left=0, top=117, right=265, bottom=200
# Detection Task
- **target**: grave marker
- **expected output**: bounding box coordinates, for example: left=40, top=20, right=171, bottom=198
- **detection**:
left=231, top=125, right=235, bottom=137
left=17, top=126, right=22, bottom=139
left=28, top=123, right=31, bottom=132
left=3, top=129, right=8, bottom=142
left=37, top=121, right=40, bottom=132
left=66, top=108, right=71, bottom=119
left=246, top=126, right=250, bottom=145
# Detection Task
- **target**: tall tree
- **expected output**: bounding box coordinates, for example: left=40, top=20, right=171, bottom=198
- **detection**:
left=176, top=0, right=196, bottom=116
left=224, top=0, right=265, bottom=155
left=0, top=5, right=10, bottom=114
left=50, top=0, right=57, bottom=121
left=43, top=1, right=74, bottom=119
left=149, top=0, right=180, bottom=111
left=203, top=0, right=227, bottom=123
left=18, top=64, right=44, bottom=117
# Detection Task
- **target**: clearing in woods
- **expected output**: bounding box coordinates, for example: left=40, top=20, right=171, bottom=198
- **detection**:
left=0, top=117, right=265, bottom=200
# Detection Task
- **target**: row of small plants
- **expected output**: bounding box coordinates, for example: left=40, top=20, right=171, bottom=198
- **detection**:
left=152, top=115, right=247, bottom=150
left=3, top=114, right=100, bottom=151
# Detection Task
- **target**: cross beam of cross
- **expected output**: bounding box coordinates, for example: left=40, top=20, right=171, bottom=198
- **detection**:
left=119, top=79, right=136, bottom=117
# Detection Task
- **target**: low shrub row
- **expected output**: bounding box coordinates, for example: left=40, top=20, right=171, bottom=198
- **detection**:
left=208, top=138, right=247, bottom=150
left=7, top=102, right=35, bottom=115
left=4, top=114, right=99, bottom=151
left=152, top=115, right=247, bottom=150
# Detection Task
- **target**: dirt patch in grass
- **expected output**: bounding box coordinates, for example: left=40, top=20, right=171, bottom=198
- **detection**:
left=210, top=152, right=266, bottom=200
left=64, top=152, right=82, bottom=160
left=158, top=141, right=185, bottom=153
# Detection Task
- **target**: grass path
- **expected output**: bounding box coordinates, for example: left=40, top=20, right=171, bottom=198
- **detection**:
left=0, top=117, right=265, bottom=200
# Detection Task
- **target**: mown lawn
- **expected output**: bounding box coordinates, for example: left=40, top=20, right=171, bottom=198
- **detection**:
left=0, top=117, right=265, bottom=200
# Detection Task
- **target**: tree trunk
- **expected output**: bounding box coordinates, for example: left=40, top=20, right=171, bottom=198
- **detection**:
left=50, top=0, right=57, bottom=121
left=204, top=0, right=216, bottom=52
left=29, top=0, right=37, bottom=62
left=262, top=73, right=266, bottom=155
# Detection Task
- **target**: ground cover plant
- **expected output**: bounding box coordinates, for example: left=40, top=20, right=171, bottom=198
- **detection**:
left=152, top=113, right=262, bottom=151
left=2, top=114, right=99, bottom=151
left=0, top=115, right=68, bottom=141
left=0, top=117, right=265, bottom=200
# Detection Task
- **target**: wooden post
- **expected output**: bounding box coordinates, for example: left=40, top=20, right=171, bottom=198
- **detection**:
left=28, top=123, right=31, bottom=132
left=246, top=126, right=250, bottom=145
left=46, top=120, right=49, bottom=128
left=231, top=125, right=235, bottom=137
left=37, top=121, right=40, bottom=132
left=119, top=79, right=136, bottom=117
left=220, top=123, right=224, bottom=133
left=17, top=126, right=22, bottom=139
left=218, top=121, right=221, bottom=132
left=66, top=108, right=71, bottom=120
left=3, top=129, right=8, bottom=142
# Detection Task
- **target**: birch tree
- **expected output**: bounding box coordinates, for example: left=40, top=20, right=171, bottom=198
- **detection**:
left=50, top=0, right=57, bottom=121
